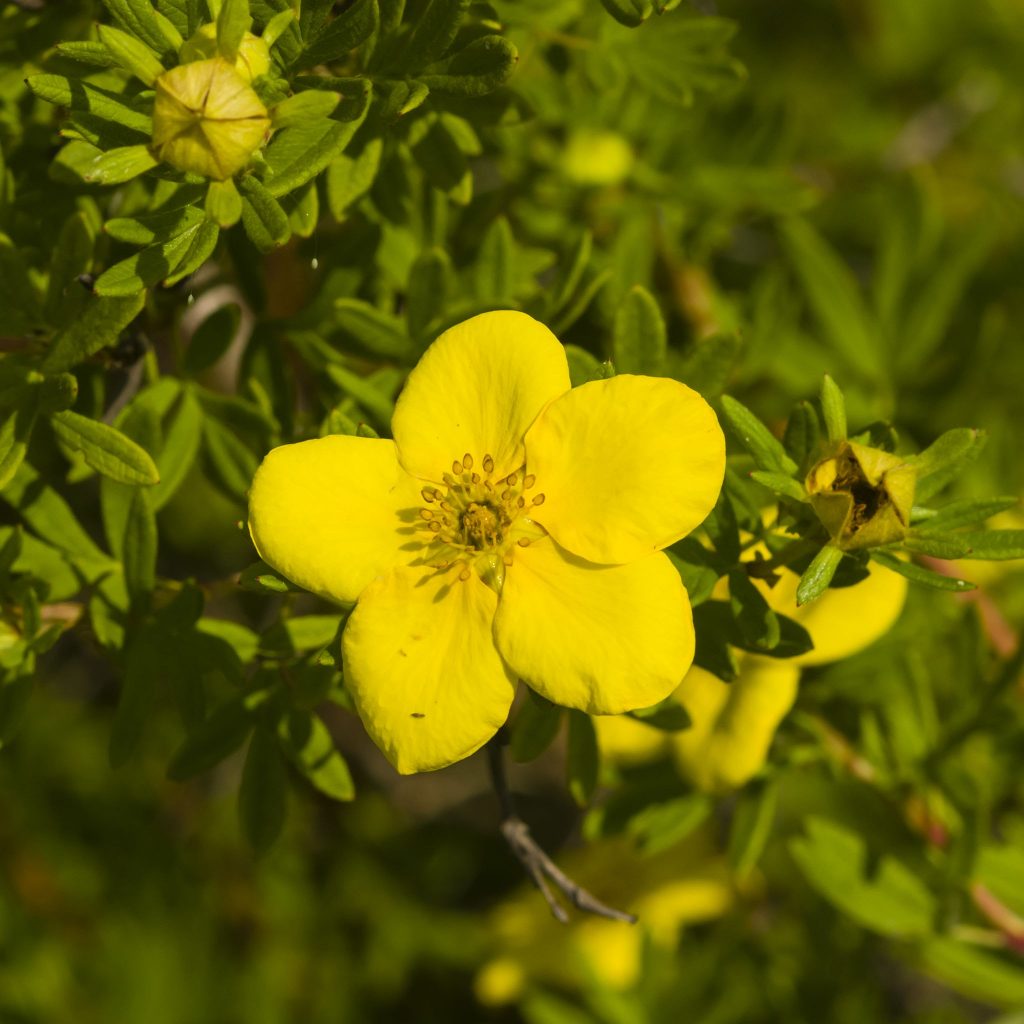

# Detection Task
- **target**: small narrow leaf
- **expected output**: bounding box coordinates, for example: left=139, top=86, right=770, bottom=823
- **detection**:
left=796, top=544, right=843, bottom=605
left=50, top=410, right=160, bottom=486
left=122, top=488, right=157, bottom=604
left=509, top=691, right=562, bottom=763
left=239, top=723, right=288, bottom=853
left=870, top=550, right=975, bottom=591
left=567, top=710, right=599, bottom=807
left=97, top=24, right=166, bottom=85
left=612, top=284, right=666, bottom=375
left=820, top=373, right=847, bottom=442
left=720, top=395, right=799, bottom=475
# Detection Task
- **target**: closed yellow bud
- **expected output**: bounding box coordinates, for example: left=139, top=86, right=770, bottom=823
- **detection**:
left=151, top=59, right=270, bottom=180
left=178, top=24, right=272, bottom=83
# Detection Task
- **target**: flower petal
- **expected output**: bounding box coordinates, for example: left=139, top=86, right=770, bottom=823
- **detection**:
left=494, top=537, right=693, bottom=714
left=761, top=561, right=908, bottom=666
left=525, top=375, right=725, bottom=564
left=392, top=311, right=571, bottom=482
left=342, top=565, right=516, bottom=773
left=248, top=435, right=423, bottom=605
left=671, top=659, right=799, bottom=793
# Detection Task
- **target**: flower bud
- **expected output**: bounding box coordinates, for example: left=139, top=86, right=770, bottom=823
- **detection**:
left=806, top=440, right=916, bottom=550
left=178, top=24, right=272, bottom=83
left=151, top=58, right=270, bottom=180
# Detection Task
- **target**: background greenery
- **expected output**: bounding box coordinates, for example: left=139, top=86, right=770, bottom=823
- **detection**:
left=1, top=0, right=1023, bottom=1021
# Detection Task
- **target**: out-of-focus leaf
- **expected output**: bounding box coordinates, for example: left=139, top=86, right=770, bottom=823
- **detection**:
left=509, top=690, right=562, bottom=763
left=239, top=722, right=288, bottom=852
left=567, top=709, right=599, bottom=807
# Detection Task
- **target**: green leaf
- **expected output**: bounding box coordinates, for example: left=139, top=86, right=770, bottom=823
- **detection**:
left=271, top=90, right=341, bottom=129
left=168, top=697, right=253, bottom=779
left=626, top=695, right=691, bottom=732
left=205, top=178, right=243, bottom=228
left=296, top=0, right=378, bottom=70
left=728, top=778, right=777, bottom=880
left=400, top=0, right=469, bottom=71
left=870, top=550, right=975, bottom=592
left=217, top=0, right=252, bottom=61
left=96, top=24, right=166, bottom=86
left=151, top=387, right=203, bottom=509
left=598, top=0, right=653, bottom=27
left=109, top=630, right=161, bottom=767
left=332, top=299, right=411, bottom=358
left=626, top=794, right=712, bottom=855
left=406, top=248, right=451, bottom=340
left=913, top=497, right=1018, bottom=533
left=238, top=560, right=301, bottom=593
left=749, top=470, right=807, bottom=503
left=239, top=175, right=292, bottom=250
left=50, top=411, right=160, bottom=486
left=239, top=723, right=288, bottom=853
left=729, top=569, right=781, bottom=649
left=796, top=544, right=844, bottom=606
left=903, top=532, right=974, bottom=559
left=81, top=143, right=158, bottom=185
left=612, top=284, right=666, bottom=375
left=472, top=215, right=515, bottom=301
left=183, top=303, right=241, bottom=375
left=953, top=530, right=1024, bottom=561
left=780, top=218, right=882, bottom=379
left=43, top=293, right=145, bottom=373
left=820, top=373, right=847, bottom=442
left=911, top=428, right=987, bottom=502
left=0, top=400, right=38, bottom=492
left=262, top=106, right=370, bottom=199
left=44, top=211, right=96, bottom=325
left=918, top=939, right=1024, bottom=1010
left=163, top=220, right=220, bottom=287
left=783, top=399, right=821, bottom=469
left=122, top=488, right=157, bottom=604
left=104, top=204, right=205, bottom=246
left=509, top=690, right=562, bottom=763
left=202, top=416, right=258, bottom=499
left=101, top=0, right=177, bottom=55
left=567, top=710, right=599, bottom=807
left=419, top=35, right=518, bottom=96
left=325, top=138, right=382, bottom=220
left=27, top=76, right=153, bottom=135
left=676, top=332, right=740, bottom=399
left=94, top=219, right=214, bottom=296
left=324, top=362, right=397, bottom=427
left=280, top=710, right=355, bottom=801
left=720, top=395, right=799, bottom=475
left=790, top=816, right=934, bottom=938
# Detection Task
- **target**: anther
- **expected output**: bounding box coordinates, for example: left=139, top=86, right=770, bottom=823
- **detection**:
left=506, top=472, right=518, bottom=486
left=517, top=496, right=525, bottom=508
left=471, top=473, right=480, bottom=484
left=421, top=488, right=436, bottom=503
left=419, top=509, right=434, bottom=520
left=452, top=460, right=463, bottom=475
left=440, top=501, right=454, bottom=512
left=523, top=474, right=536, bottom=489
left=459, top=567, right=471, bottom=581
left=532, top=493, right=546, bottom=506
left=483, top=454, right=494, bottom=474
left=462, top=453, right=473, bottom=470
left=517, top=538, right=531, bottom=547
left=503, top=553, right=514, bottom=565
left=429, top=522, right=442, bottom=532
left=501, top=489, right=512, bottom=501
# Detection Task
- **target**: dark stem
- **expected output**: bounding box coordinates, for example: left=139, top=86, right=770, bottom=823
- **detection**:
left=485, top=733, right=637, bottom=926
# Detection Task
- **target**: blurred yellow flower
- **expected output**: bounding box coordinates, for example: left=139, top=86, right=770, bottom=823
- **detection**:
left=598, top=556, right=909, bottom=790
left=151, top=58, right=270, bottom=180
left=248, top=311, right=725, bottom=773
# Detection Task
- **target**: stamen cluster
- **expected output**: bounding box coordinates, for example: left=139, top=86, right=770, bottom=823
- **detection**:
left=418, top=452, right=546, bottom=584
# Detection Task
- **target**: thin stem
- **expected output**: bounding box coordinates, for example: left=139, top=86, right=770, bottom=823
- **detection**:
left=485, top=734, right=637, bottom=926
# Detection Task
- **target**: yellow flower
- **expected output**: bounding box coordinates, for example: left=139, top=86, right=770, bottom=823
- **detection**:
left=597, top=557, right=909, bottom=790
left=151, top=58, right=270, bottom=180
left=248, top=311, right=725, bottom=773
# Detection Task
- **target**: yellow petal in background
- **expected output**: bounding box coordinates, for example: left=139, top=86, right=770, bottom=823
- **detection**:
left=761, top=559, right=908, bottom=666
left=248, top=435, right=423, bottom=605
left=672, top=660, right=800, bottom=793
left=391, top=311, right=571, bottom=482
left=524, top=375, right=725, bottom=565
left=494, top=537, right=694, bottom=714
left=594, top=711, right=672, bottom=765
left=342, top=566, right=516, bottom=773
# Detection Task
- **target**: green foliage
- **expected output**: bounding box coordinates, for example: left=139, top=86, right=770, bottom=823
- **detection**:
left=1, top=0, right=1023, bottom=1020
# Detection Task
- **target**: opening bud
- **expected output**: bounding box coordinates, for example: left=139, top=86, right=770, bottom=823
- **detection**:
left=806, top=441, right=916, bottom=550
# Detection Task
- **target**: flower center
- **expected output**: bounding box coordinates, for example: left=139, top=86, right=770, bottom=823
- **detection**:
left=416, top=452, right=546, bottom=590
